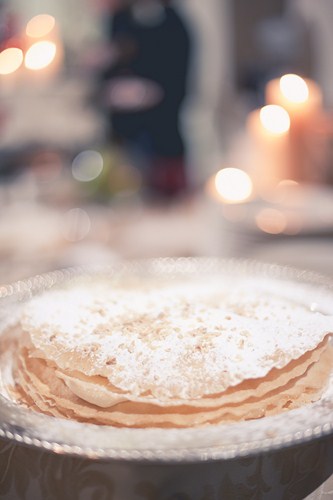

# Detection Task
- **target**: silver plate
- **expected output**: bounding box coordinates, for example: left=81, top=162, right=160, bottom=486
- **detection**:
left=0, top=258, right=333, bottom=462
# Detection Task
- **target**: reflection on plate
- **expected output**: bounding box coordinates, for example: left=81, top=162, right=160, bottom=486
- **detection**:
left=0, top=258, right=333, bottom=462
left=222, top=185, right=333, bottom=236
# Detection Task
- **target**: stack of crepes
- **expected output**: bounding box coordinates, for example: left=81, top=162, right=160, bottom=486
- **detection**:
left=12, top=278, right=333, bottom=428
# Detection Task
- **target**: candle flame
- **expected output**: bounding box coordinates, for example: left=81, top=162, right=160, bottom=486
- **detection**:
left=0, top=47, right=23, bottom=75
left=26, top=14, right=56, bottom=38
left=214, top=168, right=253, bottom=204
left=25, top=41, right=57, bottom=70
left=280, top=74, right=309, bottom=103
left=260, top=105, right=290, bottom=134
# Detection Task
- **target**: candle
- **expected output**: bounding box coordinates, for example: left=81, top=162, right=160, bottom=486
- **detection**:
left=266, top=74, right=323, bottom=181
left=26, top=15, right=56, bottom=39
left=208, top=167, right=253, bottom=204
left=23, top=15, right=63, bottom=84
left=266, top=74, right=322, bottom=116
left=0, top=47, right=24, bottom=97
left=25, top=41, right=57, bottom=71
left=246, top=104, right=290, bottom=194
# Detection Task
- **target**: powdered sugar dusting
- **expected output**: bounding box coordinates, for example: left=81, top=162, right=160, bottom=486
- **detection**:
left=21, top=277, right=333, bottom=400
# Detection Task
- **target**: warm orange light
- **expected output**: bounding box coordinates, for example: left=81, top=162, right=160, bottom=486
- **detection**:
left=255, top=208, right=287, bottom=234
left=25, top=41, right=56, bottom=70
left=0, top=47, right=23, bottom=75
left=26, top=14, right=56, bottom=38
left=214, top=168, right=253, bottom=204
left=259, top=105, right=290, bottom=135
left=280, top=74, right=309, bottom=104
left=277, top=179, right=299, bottom=189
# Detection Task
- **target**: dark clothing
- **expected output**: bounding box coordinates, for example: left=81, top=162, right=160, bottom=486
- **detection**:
left=105, top=5, right=190, bottom=195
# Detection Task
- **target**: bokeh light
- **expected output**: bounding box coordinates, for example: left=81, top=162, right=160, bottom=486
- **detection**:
left=61, top=208, right=91, bottom=242
left=280, top=74, right=309, bottom=103
left=260, top=105, right=290, bottom=134
left=26, top=14, right=56, bottom=38
left=72, top=150, right=104, bottom=182
left=0, top=47, right=23, bottom=75
left=255, top=208, right=287, bottom=234
left=25, top=41, right=56, bottom=70
left=214, top=168, right=253, bottom=203
left=277, top=179, right=299, bottom=189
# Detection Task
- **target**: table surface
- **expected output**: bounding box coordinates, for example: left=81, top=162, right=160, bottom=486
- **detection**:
left=0, top=191, right=333, bottom=499
left=306, top=478, right=333, bottom=499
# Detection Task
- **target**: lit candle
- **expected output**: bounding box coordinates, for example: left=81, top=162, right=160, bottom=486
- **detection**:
left=246, top=104, right=290, bottom=194
left=207, top=167, right=253, bottom=204
left=266, top=74, right=323, bottom=181
left=0, top=47, right=24, bottom=96
left=24, top=15, right=63, bottom=83
left=25, top=41, right=57, bottom=71
left=26, top=14, right=57, bottom=40
left=266, top=74, right=322, bottom=117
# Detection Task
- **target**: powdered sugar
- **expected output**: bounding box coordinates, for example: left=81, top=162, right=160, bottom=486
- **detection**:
left=21, top=277, right=333, bottom=400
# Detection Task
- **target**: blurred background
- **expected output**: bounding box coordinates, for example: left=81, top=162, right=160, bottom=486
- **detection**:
left=1, top=0, right=333, bottom=283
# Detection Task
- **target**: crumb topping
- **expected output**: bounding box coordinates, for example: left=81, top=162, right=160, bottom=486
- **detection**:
left=20, top=279, right=333, bottom=400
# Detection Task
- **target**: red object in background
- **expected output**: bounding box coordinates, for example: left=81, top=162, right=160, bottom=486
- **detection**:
left=149, top=157, right=187, bottom=197
left=0, top=36, right=24, bottom=51
left=0, top=10, right=20, bottom=49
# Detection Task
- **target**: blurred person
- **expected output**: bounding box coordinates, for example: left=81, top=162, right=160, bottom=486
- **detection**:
left=101, top=0, right=191, bottom=199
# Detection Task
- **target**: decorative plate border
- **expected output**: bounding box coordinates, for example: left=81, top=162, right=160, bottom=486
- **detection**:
left=1, top=257, right=333, bottom=462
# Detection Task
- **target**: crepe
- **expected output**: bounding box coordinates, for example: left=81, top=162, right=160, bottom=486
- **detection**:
left=10, top=277, right=333, bottom=427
